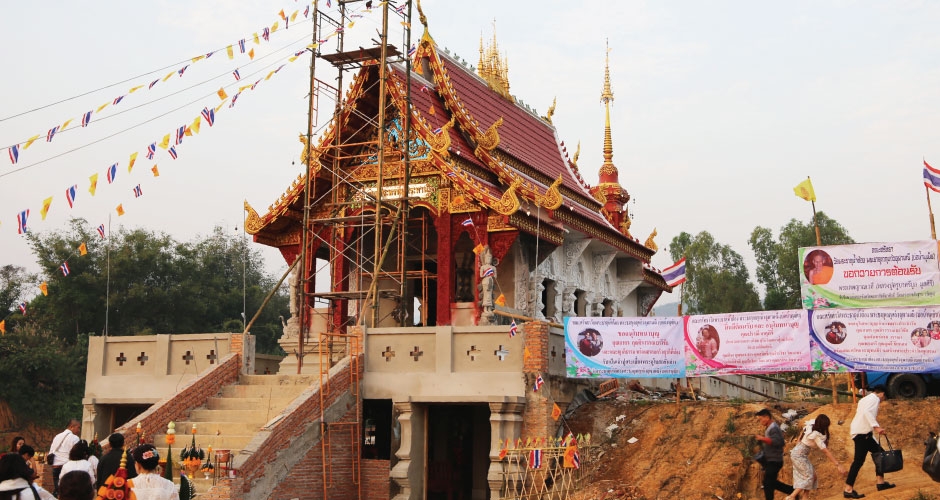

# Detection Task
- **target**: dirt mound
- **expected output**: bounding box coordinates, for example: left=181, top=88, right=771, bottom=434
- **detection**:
left=568, top=393, right=940, bottom=500
left=0, top=400, right=58, bottom=452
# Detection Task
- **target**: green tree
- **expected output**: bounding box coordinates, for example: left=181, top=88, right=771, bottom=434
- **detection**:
left=0, top=264, right=32, bottom=319
left=668, top=231, right=761, bottom=314
left=749, top=212, right=854, bottom=310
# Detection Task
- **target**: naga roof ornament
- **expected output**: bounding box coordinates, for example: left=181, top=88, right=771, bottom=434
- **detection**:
left=493, top=177, right=522, bottom=215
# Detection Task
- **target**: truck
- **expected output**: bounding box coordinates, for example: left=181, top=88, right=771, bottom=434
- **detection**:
left=860, top=371, right=940, bottom=399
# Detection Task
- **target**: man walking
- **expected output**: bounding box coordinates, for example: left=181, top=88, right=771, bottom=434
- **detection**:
left=96, top=433, right=137, bottom=488
left=844, top=385, right=895, bottom=498
left=48, top=418, right=81, bottom=496
left=755, top=408, right=794, bottom=500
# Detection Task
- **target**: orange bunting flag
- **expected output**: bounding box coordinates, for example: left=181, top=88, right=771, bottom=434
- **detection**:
left=498, top=439, right=508, bottom=460
left=495, top=294, right=506, bottom=306
left=78, top=242, right=88, bottom=256
left=127, top=152, right=138, bottom=172
left=60, top=118, right=73, bottom=131
left=523, top=346, right=531, bottom=363
left=0, top=320, right=5, bottom=335
left=227, top=45, right=234, bottom=59
left=249, top=48, right=255, bottom=60
left=563, top=444, right=579, bottom=468
left=551, top=403, right=562, bottom=421
left=217, top=88, right=228, bottom=100
left=40, top=282, right=48, bottom=296
left=116, top=204, right=125, bottom=216
left=190, top=116, right=201, bottom=135
left=151, top=165, right=160, bottom=177
left=23, top=135, right=40, bottom=150
left=40, top=196, right=53, bottom=220
left=278, top=9, right=286, bottom=20
left=428, top=105, right=435, bottom=115
left=88, top=173, right=99, bottom=196
left=472, top=244, right=485, bottom=255
left=159, top=134, right=170, bottom=149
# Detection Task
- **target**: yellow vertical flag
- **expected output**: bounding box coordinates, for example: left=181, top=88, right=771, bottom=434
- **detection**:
left=97, top=102, right=109, bottom=113
left=191, top=55, right=205, bottom=63
left=40, top=282, right=48, bottom=296
left=271, top=21, right=279, bottom=33
left=128, top=85, right=144, bottom=93
left=428, top=105, right=435, bottom=115
left=248, top=48, right=255, bottom=60
left=472, top=244, right=485, bottom=255
left=40, top=196, right=53, bottom=220
left=523, top=346, right=531, bottom=363
left=159, top=134, right=171, bottom=149
left=190, top=116, right=201, bottom=135
left=563, top=444, right=579, bottom=468
left=227, top=45, right=234, bottom=59
left=78, top=242, right=88, bottom=256
left=495, top=293, right=506, bottom=306
left=253, top=32, right=260, bottom=44
left=215, top=102, right=225, bottom=113
left=162, top=71, right=174, bottom=82
left=183, top=125, right=192, bottom=137
left=116, top=204, right=125, bottom=216
left=127, top=152, right=138, bottom=172
left=0, top=320, right=5, bottom=335
left=151, top=165, right=160, bottom=177
left=23, top=135, right=40, bottom=149
left=60, top=118, right=73, bottom=131
left=217, top=88, right=228, bottom=100
left=793, top=177, right=816, bottom=202
left=290, top=10, right=298, bottom=21
left=551, top=403, right=562, bottom=421
left=89, top=173, right=99, bottom=196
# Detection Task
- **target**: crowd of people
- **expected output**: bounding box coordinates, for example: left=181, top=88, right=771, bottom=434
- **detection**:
left=1, top=423, right=177, bottom=500
left=754, top=385, right=897, bottom=500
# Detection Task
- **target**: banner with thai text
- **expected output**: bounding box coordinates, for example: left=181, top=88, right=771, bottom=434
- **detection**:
left=685, top=310, right=811, bottom=377
left=799, top=240, right=940, bottom=309
left=564, top=316, right=685, bottom=378
left=810, top=306, right=940, bottom=372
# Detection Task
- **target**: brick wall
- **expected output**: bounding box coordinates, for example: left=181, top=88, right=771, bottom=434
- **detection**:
left=522, top=321, right=551, bottom=438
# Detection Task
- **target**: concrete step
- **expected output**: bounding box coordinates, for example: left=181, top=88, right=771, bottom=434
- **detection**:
left=206, top=396, right=297, bottom=411
left=154, top=434, right=253, bottom=451
left=188, top=408, right=272, bottom=423
left=238, top=374, right=318, bottom=386
left=220, top=384, right=308, bottom=399
left=164, top=421, right=263, bottom=436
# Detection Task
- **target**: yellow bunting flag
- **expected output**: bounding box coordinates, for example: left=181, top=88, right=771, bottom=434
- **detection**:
left=78, top=242, right=88, bottom=256
left=162, top=71, right=174, bottom=82
left=40, top=196, right=53, bottom=220
left=793, top=177, right=816, bottom=202
left=129, top=85, right=144, bottom=93
left=290, top=10, right=298, bottom=21
left=184, top=125, right=192, bottom=137
left=60, top=118, right=73, bottom=131
left=23, top=135, right=40, bottom=149
left=239, top=84, right=252, bottom=93
left=0, top=320, right=5, bottom=335
left=89, top=173, right=99, bottom=196
left=265, top=70, right=276, bottom=81
left=248, top=48, right=255, bottom=60
left=401, top=21, right=410, bottom=29
left=428, top=105, right=435, bottom=115
left=551, top=403, right=562, bottom=421
left=215, top=102, right=225, bottom=113
left=495, top=293, right=506, bottom=306
left=563, top=444, right=579, bottom=468
left=253, top=32, right=260, bottom=44
left=349, top=21, right=356, bottom=28
left=271, top=21, right=279, bottom=33
left=227, top=45, right=234, bottom=59
left=97, top=102, right=109, bottom=113
left=190, top=116, right=201, bottom=135
left=523, top=346, right=531, bottom=363
left=191, top=55, right=205, bottom=63
left=151, top=165, right=160, bottom=177
left=159, top=134, right=171, bottom=149
left=472, top=244, right=485, bottom=255
left=116, top=204, right=125, bottom=216
left=217, top=88, right=228, bottom=100
left=41, top=282, right=49, bottom=296
left=127, top=152, right=138, bottom=173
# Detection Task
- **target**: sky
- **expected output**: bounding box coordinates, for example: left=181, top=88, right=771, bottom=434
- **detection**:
left=3, top=1, right=940, bottom=300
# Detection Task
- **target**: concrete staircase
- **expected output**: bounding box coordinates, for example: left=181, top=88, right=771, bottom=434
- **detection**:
left=151, top=373, right=317, bottom=492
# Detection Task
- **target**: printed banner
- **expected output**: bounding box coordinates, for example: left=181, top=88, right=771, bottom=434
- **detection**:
left=810, top=306, right=940, bottom=372
left=799, top=240, right=940, bottom=309
left=685, top=310, right=811, bottom=377
left=564, top=316, right=685, bottom=378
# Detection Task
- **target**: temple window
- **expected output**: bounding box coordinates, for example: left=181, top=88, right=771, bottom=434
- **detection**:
left=575, top=290, right=587, bottom=317
left=542, top=278, right=557, bottom=320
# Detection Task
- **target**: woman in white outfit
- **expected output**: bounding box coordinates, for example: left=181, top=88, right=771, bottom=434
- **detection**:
left=129, top=445, right=179, bottom=500
left=59, top=442, right=96, bottom=487
left=787, top=414, right=846, bottom=500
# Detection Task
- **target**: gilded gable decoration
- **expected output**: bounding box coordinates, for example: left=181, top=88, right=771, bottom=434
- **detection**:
left=427, top=116, right=456, bottom=154
left=571, top=141, right=580, bottom=167
left=540, top=175, right=564, bottom=210
left=244, top=200, right=264, bottom=235
left=644, top=228, right=658, bottom=253
left=543, top=97, right=556, bottom=124
left=493, top=177, right=522, bottom=216
left=476, top=117, right=503, bottom=152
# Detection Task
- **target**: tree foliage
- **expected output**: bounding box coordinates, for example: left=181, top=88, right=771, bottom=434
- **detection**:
left=668, top=231, right=761, bottom=314
left=749, top=211, right=854, bottom=310
left=1, top=219, right=289, bottom=426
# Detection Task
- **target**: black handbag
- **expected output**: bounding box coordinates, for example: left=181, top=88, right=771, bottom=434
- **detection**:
left=873, top=433, right=903, bottom=473
left=924, top=432, right=940, bottom=482
left=45, top=452, right=55, bottom=465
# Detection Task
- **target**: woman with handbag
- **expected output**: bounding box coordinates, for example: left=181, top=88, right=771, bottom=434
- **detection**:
left=786, top=414, right=846, bottom=500
left=844, top=385, right=896, bottom=498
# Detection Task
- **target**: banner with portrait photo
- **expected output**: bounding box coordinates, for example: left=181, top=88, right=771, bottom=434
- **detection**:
left=685, top=310, right=811, bottom=377
left=809, top=306, right=940, bottom=372
left=799, top=240, right=940, bottom=310
left=564, top=316, right=685, bottom=378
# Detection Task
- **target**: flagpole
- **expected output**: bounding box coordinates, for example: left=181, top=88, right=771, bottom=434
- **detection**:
left=105, top=213, right=111, bottom=336
left=927, top=185, right=937, bottom=240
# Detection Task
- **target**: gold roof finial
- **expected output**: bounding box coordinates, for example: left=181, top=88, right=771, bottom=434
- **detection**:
left=476, top=20, right=513, bottom=102
left=599, top=39, right=617, bottom=178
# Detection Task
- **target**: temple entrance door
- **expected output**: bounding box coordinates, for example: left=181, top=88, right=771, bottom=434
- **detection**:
left=426, top=404, right=491, bottom=500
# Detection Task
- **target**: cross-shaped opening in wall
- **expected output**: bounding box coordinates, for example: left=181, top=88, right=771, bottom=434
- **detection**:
left=137, top=352, right=148, bottom=366
left=182, top=351, right=195, bottom=365
left=551, top=346, right=558, bottom=359
left=207, top=350, right=218, bottom=364
left=382, top=346, right=396, bottom=362
left=116, top=353, right=127, bottom=366
left=494, top=345, right=509, bottom=361
left=410, top=346, right=423, bottom=361
left=467, top=345, right=482, bottom=361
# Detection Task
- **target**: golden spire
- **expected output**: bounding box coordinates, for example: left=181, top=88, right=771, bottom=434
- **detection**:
left=600, top=39, right=616, bottom=176
left=476, top=20, right=513, bottom=102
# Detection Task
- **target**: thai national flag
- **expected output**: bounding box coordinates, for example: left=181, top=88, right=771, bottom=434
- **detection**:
left=528, top=449, right=542, bottom=469
left=113, top=95, right=124, bottom=105
left=18, top=302, right=27, bottom=315
left=533, top=374, right=544, bottom=392
left=461, top=218, right=474, bottom=227
left=97, top=224, right=106, bottom=239
left=81, top=110, right=93, bottom=127
left=8, top=145, right=18, bottom=164
left=106, top=163, right=118, bottom=184
left=509, top=320, right=518, bottom=338
left=202, top=107, right=215, bottom=127
left=176, top=126, right=186, bottom=145
left=483, top=267, right=495, bottom=278
left=662, top=258, right=687, bottom=287
left=924, top=160, right=940, bottom=193
left=60, top=262, right=70, bottom=276
left=572, top=451, right=581, bottom=469
left=408, top=45, right=416, bottom=57
left=46, top=126, right=59, bottom=142
left=238, top=39, right=246, bottom=53
left=168, top=146, right=178, bottom=160
left=149, top=79, right=159, bottom=90
left=233, top=69, right=241, bottom=81
left=262, top=27, right=270, bottom=41
left=396, top=4, right=406, bottom=13
left=230, top=92, right=241, bottom=108
left=178, top=65, right=189, bottom=77
left=66, top=185, right=78, bottom=208
left=17, top=210, right=29, bottom=234
left=133, top=184, right=143, bottom=198
left=303, top=5, right=309, bottom=17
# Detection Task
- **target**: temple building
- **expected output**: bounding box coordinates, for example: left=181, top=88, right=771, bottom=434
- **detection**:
left=95, top=5, right=670, bottom=500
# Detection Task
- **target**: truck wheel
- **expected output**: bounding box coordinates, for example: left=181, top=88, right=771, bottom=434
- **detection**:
left=888, top=374, right=927, bottom=399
